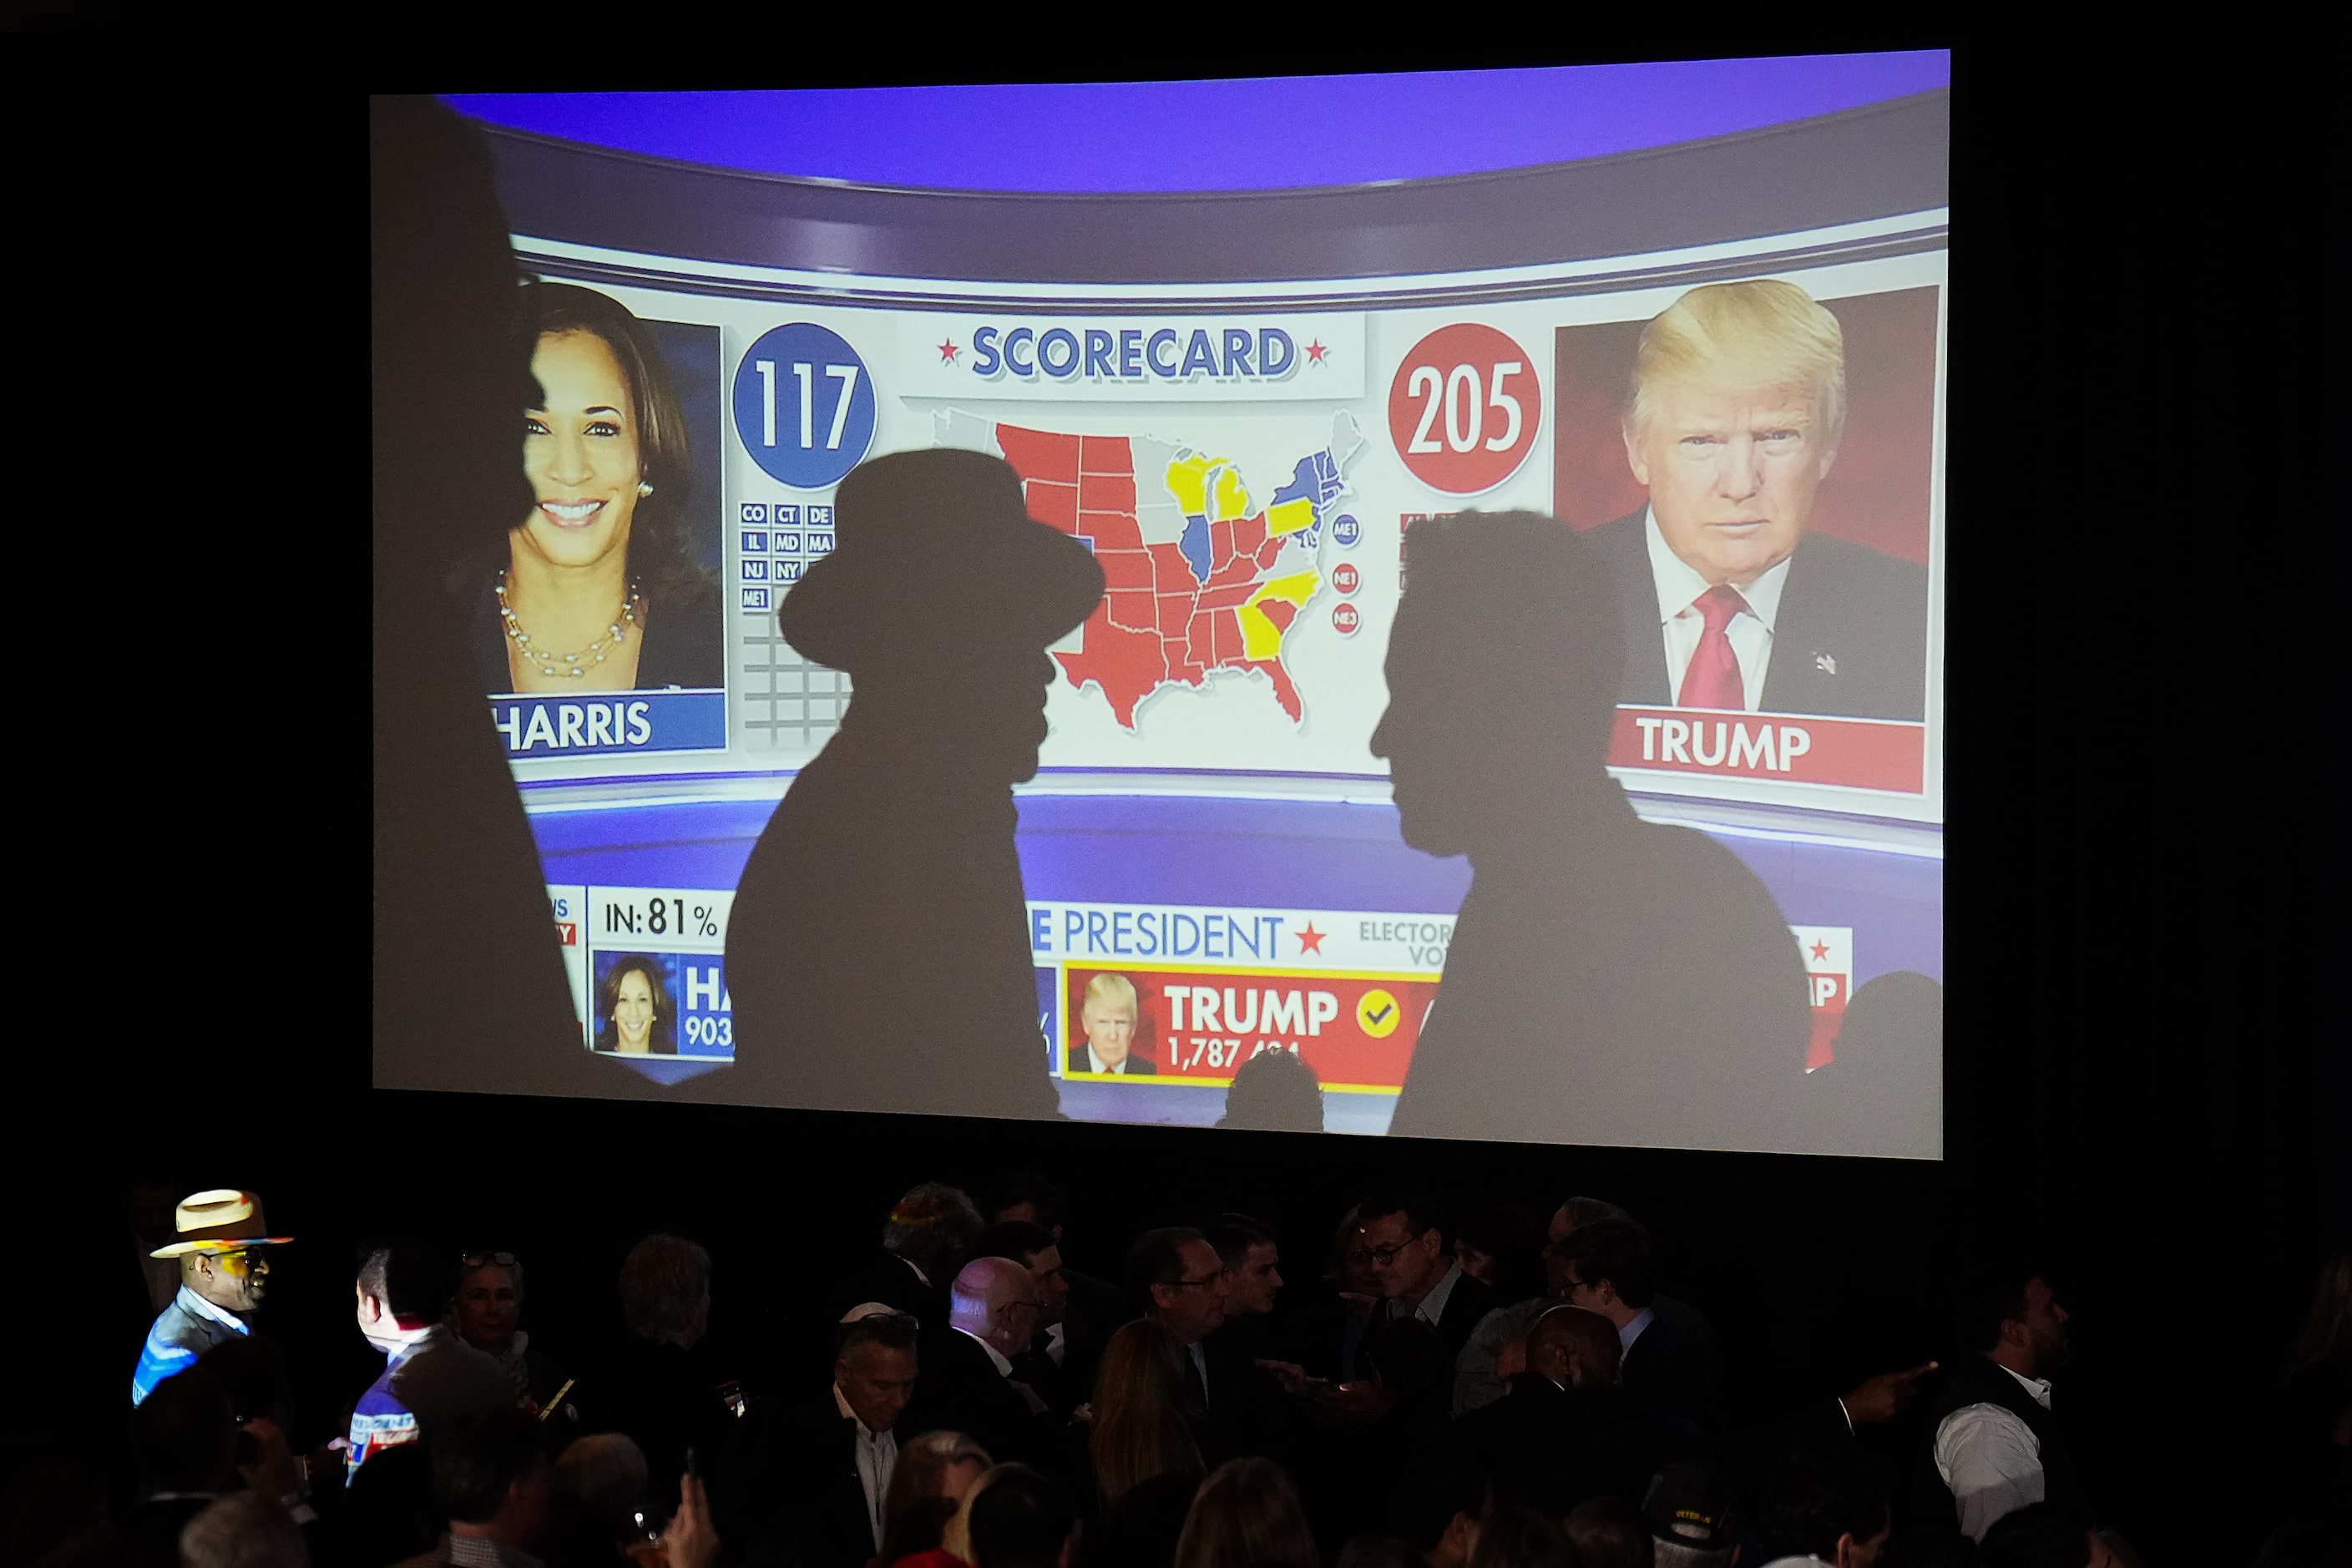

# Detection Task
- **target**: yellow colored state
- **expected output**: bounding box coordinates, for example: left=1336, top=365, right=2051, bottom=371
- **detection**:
left=1211, top=466, right=1252, bottom=522
left=1163, top=454, right=1218, bottom=515
left=1238, top=570, right=1321, bottom=660
left=1163, top=454, right=1257, bottom=524
left=1266, top=496, right=1318, bottom=536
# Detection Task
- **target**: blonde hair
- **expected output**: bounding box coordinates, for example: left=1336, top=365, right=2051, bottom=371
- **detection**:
left=941, top=1462, right=1014, bottom=1563
left=1082, top=972, right=1139, bottom=1019
left=878, top=1429, right=993, bottom=1563
left=1626, top=278, right=1847, bottom=448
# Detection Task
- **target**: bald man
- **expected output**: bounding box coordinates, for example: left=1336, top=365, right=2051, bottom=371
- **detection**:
left=905, top=1257, right=1050, bottom=1465
left=1459, top=1306, right=1669, bottom=1519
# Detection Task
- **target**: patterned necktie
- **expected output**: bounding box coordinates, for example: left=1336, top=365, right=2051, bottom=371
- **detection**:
left=1677, top=584, right=1751, bottom=711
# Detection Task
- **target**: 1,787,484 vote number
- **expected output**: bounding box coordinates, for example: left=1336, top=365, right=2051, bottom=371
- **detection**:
left=1387, top=321, right=1543, bottom=496
left=1168, top=1037, right=1300, bottom=1075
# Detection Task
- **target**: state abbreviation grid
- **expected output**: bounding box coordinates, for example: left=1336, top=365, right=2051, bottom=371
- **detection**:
left=736, top=502, right=847, bottom=751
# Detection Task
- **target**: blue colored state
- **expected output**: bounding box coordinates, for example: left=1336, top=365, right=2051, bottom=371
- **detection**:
left=1178, top=514, right=1214, bottom=584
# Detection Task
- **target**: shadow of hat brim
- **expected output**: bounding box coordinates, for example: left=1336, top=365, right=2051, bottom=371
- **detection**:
left=151, top=1236, right=296, bottom=1258
left=779, top=517, right=1106, bottom=674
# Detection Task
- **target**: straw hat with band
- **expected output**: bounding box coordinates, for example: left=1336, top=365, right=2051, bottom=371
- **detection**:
left=777, top=448, right=1105, bottom=676
left=150, top=1189, right=295, bottom=1258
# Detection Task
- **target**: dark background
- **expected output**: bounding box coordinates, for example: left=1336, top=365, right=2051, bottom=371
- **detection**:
left=16, top=33, right=2339, bottom=1568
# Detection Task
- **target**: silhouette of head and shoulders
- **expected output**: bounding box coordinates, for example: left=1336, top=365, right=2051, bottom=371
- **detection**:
left=711, top=449, right=1104, bottom=1120
left=1373, top=512, right=1812, bottom=1150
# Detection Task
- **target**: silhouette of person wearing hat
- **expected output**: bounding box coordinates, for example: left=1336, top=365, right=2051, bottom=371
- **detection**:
left=701, top=448, right=1105, bottom=1119
left=1373, top=512, right=1812, bottom=1151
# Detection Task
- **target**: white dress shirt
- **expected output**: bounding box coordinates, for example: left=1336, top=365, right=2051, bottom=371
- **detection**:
left=1085, top=1044, right=1136, bottom=1073
left=1617, top=1306, right=1655, bottom=1355
left=1186, top=1339, right=1211, bottom=1412
left=1044, top=1322, right=1067, bottom=1367
left=1402, top=1260, right=1464, bottom=1328
left=1645, top=508, right=1793, bottom=711
left=1933, top=1365, right=2052, bottom=1541
left=832, top=1384, right=898, bottom=1550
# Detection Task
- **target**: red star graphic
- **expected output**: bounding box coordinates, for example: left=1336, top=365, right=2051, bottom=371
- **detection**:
left=1809, top=938, right=1831, bottom=961
left=1297, top=923, right=1326, bottom=954
left=938, top=339, right=959, bottom=364
left=1304, top=340, right=1329, bottom=365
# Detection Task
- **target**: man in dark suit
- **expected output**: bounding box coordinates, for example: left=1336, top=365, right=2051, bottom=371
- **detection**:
left=1375, top=513, right=1814, bottom=1151
left=1353, top=1189, right=1499, bottom=1367
left=1457, top=1305, right=1665, bottom=1517
left=1551, top=1220, right=1717, bottom=1447
left=907, top=1256, right=1055, bottom=1467
left=755, top=1310, right=920, bottom=1568
left=1064, top=971, right=1157, bottom=1075
left=979, top=1173, right=1133, bottom=1396
left=1586, top=278, right=1928, bottom=724
left=973, top=1219, right=1091, bottom=1417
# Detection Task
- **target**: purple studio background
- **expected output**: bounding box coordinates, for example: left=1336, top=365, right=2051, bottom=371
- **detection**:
left=445, top=54, right=1950, bottom=195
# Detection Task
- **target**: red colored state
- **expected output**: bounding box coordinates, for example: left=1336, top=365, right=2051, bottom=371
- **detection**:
left=1164, top=631, right=1207, bottom=685
left=1254, top=533, right=1287, bottom=569
left=1106, top=587, right=1157, bottom=630
left=1077, top=434, right=1132, bottom=478
left=1095, top=548, right=1156, bottom=594
left=1248, top=659, right=1303, bottom=721
left=1255, top=599, right=1297, bottom=636
left=1055, top=617, right=1167, bottom=728
left=1024, top=480, right=1077, bottom=533
left=1080, top=508, right=1144, bottom=551
left=1080, top=471, right=1137, bottom=515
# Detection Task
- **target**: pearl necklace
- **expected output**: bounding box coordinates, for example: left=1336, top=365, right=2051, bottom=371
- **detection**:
left=497, top=571, right=643, bottom=679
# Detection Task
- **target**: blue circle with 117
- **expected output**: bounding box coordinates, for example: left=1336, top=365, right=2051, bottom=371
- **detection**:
left=731, top=324, right=877, bottom=489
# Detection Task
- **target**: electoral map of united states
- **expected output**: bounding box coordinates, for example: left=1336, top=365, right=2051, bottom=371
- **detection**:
left=936, top=411, right=1364, bottom=729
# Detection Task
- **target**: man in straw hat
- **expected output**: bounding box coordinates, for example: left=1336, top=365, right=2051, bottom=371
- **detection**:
left=132, top=1189, right=292, bottom=1405
left=702, top=448, right=1105, bottom=1120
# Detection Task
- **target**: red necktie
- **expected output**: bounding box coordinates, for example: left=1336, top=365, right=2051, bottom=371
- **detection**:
left=1677, top=584, right=1749, bottom=711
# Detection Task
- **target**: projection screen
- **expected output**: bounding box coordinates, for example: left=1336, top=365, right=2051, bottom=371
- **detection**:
left=388, top=65, right=1948, bottom=1157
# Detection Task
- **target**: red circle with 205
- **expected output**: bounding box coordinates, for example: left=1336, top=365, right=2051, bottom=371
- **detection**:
left=1387, top=322, right=1543, bottom=495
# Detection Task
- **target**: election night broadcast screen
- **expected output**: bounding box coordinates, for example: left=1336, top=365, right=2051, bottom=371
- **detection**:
left=397, top=62, right=1949, bottom=1158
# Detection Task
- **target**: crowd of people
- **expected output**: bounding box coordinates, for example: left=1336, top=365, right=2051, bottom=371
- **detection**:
left=17, top=1178, right=2347, bottom=1568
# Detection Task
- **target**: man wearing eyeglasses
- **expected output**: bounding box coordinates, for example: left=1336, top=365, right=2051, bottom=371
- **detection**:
left=923, top=1255, right=1052, bottom=1464
left=1355, top=1189, right=1497, bottom=1367
left=1128, top=1227, right=1231, bottom=1440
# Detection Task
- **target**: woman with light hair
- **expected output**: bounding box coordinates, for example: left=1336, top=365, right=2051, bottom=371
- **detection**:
left=1068, top=971, right=1155, bottom=1075
left=879, top=1429, right=993, bottom=1566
